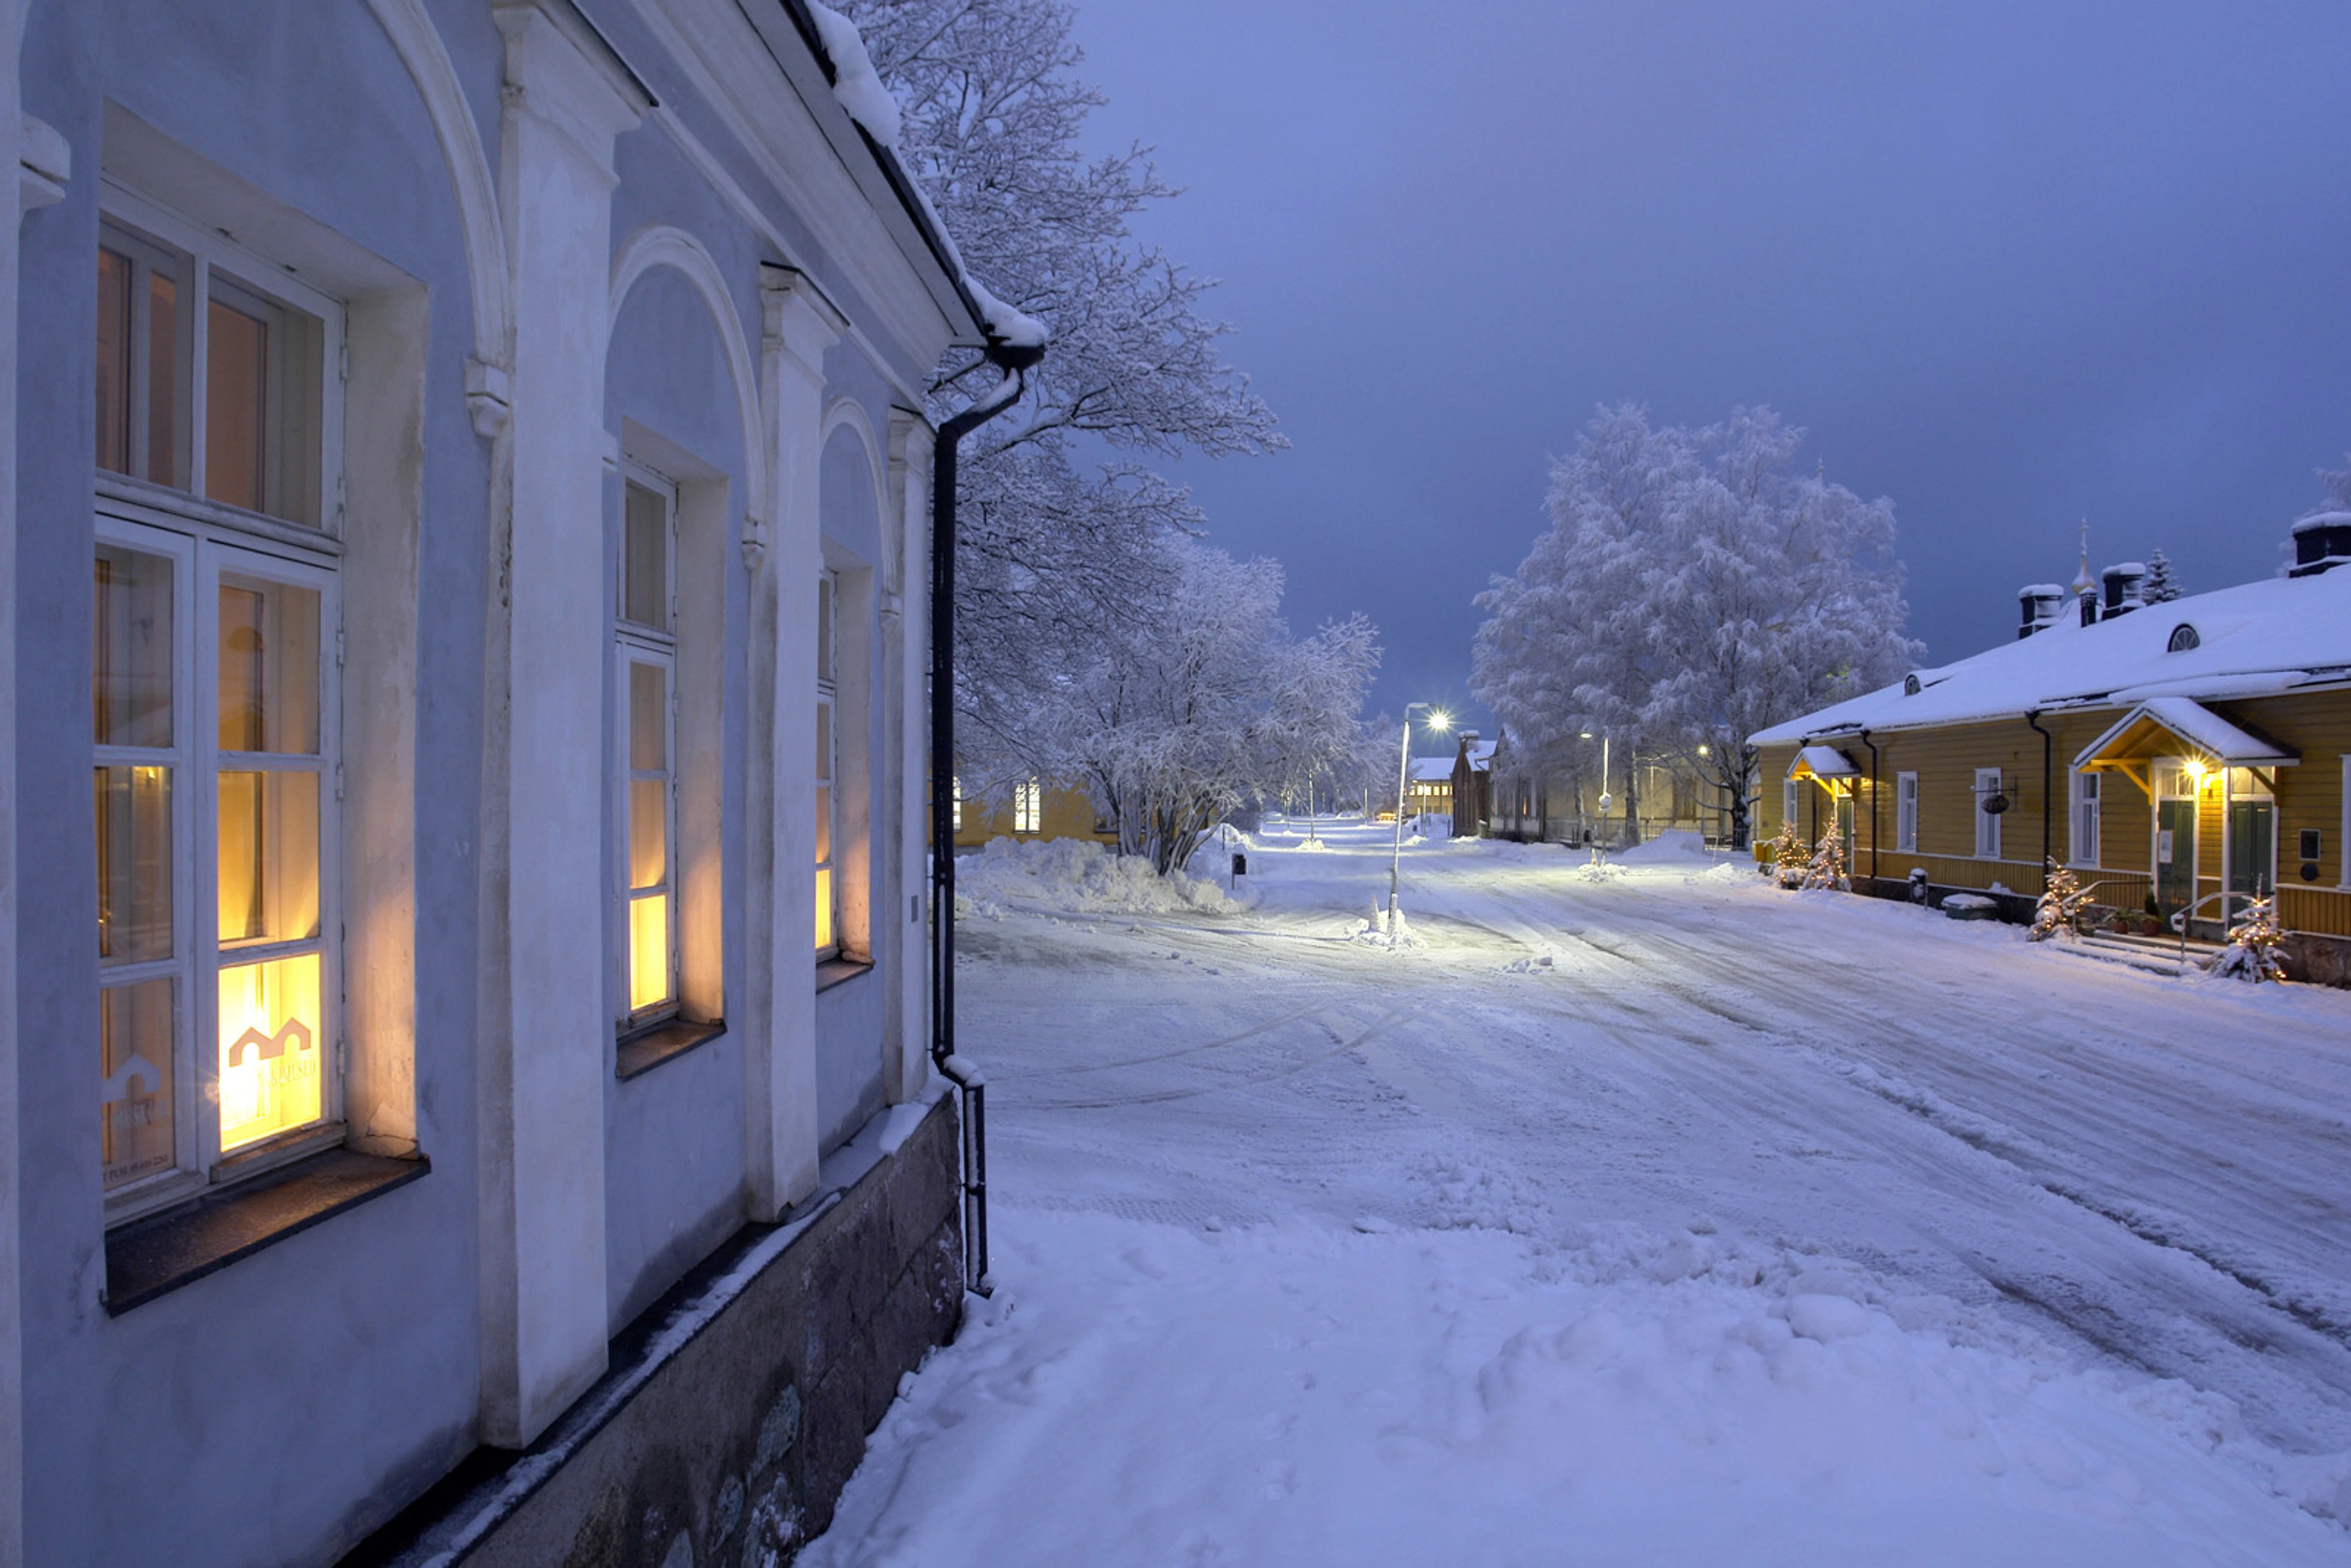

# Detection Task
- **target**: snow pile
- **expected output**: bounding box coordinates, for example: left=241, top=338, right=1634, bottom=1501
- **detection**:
left=808, top=4, right=902, bottom=146
left=1611, top=828, right=1714, bottom=864
left=956, top=836, right=1240, bottom=916
left=808, top=1214, right=2346, bottom=1566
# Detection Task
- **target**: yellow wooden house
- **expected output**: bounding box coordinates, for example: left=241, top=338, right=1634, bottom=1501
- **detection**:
left=950, top=774, right=1119, bottom=849
left=1750, top=522, right=2351, bottom=985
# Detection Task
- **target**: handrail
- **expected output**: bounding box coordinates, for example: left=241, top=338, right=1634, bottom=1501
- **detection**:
left=2167, top=886, right=2263, bottom=970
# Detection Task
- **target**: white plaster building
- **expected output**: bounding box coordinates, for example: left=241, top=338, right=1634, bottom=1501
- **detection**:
left=0, top=2, right=1002, bottom=1561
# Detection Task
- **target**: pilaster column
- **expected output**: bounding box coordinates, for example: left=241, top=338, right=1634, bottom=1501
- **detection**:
left=742, top=264, right=842, bottom=1217
left=0, top=9, right=47, bottom=1555
left=476, top=0, right=646, bottom=1449
left=883, top=408, right=932, bottom=1104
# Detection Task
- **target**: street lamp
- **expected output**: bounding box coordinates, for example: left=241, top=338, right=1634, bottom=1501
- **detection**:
left=1389, top=704, right=1449, bottom=931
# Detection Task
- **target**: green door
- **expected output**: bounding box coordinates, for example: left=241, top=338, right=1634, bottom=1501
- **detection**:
left=2228, top=800, right=2274, bottom=899
left=1837, top=795, right=1854, bottom=872
left=2156, top=797, right=2195, bottom=916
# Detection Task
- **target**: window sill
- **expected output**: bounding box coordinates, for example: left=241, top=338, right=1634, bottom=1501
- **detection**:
left=616, top=1017, right=726, bottom=1081
left=817, top=956, right=874, bottom=993
left=103, top=1147, right=428, bottom=1316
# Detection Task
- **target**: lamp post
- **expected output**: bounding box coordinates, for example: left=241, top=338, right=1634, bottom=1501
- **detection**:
left=1389, top=705, right=1449, bottom=931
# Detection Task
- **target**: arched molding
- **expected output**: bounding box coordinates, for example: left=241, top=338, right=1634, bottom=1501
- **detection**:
left=822, top=396, right=887, bottom=519
left=364, top=0, right=515, bottom=434
left=609, top=224, right=772, bottom=535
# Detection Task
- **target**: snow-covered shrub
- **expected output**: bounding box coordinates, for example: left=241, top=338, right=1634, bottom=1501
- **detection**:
left=2210, top=894, right=2289, bottom=983
left=1769, top=820, right=1806, bottom=887
left=957, top=836, right=1240, bottom=917
left=1800, top=827, right=1846, bottom=891
left=2028, top=861, right=2094, bottom=942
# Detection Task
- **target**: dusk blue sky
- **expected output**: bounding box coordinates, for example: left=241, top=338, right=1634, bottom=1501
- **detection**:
left=1066, top=2, right=2351, bottom=743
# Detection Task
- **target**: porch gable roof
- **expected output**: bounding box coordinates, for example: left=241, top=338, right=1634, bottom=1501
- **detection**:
left=2072, top=697, right=2298, bottom=776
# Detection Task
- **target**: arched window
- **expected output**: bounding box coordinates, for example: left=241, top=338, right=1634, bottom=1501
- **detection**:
left=2167, top=623, right=2200, bottom=652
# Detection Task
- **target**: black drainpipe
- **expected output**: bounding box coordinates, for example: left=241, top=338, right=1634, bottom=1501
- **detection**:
left=1859, top=729, right=1881, bottom=885
left=930, top=343, right=1040, bottom=1297
left=2025, top=710, right=2053, bottom=893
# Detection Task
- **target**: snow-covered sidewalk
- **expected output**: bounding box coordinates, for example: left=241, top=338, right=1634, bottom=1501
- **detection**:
left=806, top=823, right=2351, bottom=1564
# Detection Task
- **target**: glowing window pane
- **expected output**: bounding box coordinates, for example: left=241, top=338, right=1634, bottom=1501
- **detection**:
left=629, top=660, right=667, bottom=772
left=96, top=766, right=173, bottom=965
left=623, top=482, right=668, bottom=630
left=816, top=783, right=831, bottom=865
left=218, top=574, right=320, bottom=754
left=814, top=868, right=833, bottom=953
left=217, top=952, right=322, bottom=1152
left=95, top=544, right=175, bottom=749
left=628, top=893, right=670, bottom=1013
left=629, top=778, right=668, bottom=891
left=217, top=769, right=320, bottom=947
left=206, top=295, right=268, bottom=514
left=102, top=977, right=176, bottom=1188
left=97, top=248, right=132, bottom=473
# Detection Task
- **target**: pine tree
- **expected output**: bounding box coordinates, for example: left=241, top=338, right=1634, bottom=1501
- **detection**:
left=1801, top=827, right=1847, bottom=890
left=1771, top=819, right=1807, bottom=887
left=2028, top=860, right=2094, bottom=942
left=2210, top=894, right=2289, bottom=982
left=2143, top=548, right=2182, bottom=604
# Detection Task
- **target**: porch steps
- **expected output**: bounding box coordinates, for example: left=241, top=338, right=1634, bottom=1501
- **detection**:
left=2044, top=928, right=2223, bottom=978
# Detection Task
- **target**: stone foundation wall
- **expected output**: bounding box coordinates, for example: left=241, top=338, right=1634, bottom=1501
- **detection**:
left=356, top=1094, right=964, bottom=1568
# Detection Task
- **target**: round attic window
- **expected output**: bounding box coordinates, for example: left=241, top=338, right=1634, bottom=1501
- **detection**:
left=2166, top=623, right=2200, bottom=653
left=1902, top=673, right=1921, bottom=696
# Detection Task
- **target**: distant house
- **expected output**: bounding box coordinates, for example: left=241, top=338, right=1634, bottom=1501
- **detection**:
left=1406, top=756, right=1457, bottom=822
left=1450, top=731, right=1496, bottom=837
left=1750, top=523, right=2351, bottom=985
left=1483, top=728, right=1713, bottom=846
left=951, top=773, right=1117, bottom=849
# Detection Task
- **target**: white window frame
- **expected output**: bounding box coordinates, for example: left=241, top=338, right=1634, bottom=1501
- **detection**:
left=1782, top=776, right=1801, bottom=837
left=816, top=570, right=840, bottom=959
left=96, top=508, right=344, bottom=1225
left=2071, top=769, right=2101, bottom=868
left=2339, top=755, right=2350, bottom=890
left=98, top=180, right=345, bottom=537
left=1014, top=777, right=1042, bottom=835
left=1974, top=767, right=2003, bottom=860
left=951, top=775, right=963, bottom=834
left=94, top=184, right=347, bottom=1226
left=616, top=463, right=681, bottom=1029
left=1895, top=771, right=1919, bottom=853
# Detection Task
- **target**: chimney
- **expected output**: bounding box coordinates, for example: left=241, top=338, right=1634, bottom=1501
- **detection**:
left=2017, top=583, right=2064, bottom=639
left=2292, top=511, right=2351, bottom=577
left=2100, top=561, right=2148, bottom=618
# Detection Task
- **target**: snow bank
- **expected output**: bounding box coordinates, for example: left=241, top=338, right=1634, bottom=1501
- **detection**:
left=1611, top=828, right=1714, bottom=864
left=808, top=4, right=902, bottom=146
left=957, top=836, right=1240, bottom=916
left=808, top=1214, right=2345, bottom=1566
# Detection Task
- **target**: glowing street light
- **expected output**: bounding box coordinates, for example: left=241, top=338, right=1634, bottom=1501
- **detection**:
left=1389, top=704, right=1449, bottom=932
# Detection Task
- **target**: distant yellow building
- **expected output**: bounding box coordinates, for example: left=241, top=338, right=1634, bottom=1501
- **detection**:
left=951, top=775, right=1119, bottom=849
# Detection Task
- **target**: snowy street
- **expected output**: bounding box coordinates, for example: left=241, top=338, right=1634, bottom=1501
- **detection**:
left=806, top=823, right=2351, bottom=1564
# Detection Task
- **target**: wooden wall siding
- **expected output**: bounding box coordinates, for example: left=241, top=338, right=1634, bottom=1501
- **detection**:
left=1758, top=683, right=2351, bottom=936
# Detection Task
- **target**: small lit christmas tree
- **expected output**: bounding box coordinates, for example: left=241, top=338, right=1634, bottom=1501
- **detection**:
left=2143, top=547, right=2182, bottom=604
left=2210, top=893, right=2288, bottom=982
left=2028, top=860, right=2094, bottom=942
left=1771, top=819, right=1807, bottom=887
left=1801, top=827, right=1847, bottom=890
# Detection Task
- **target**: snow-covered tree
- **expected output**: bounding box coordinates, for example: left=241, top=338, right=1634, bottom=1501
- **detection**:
left=1472, top=405, right=1919, bottom=849
left=2142, top=548, right=2182, bottom=604
left=1041, top=539, right=1379, bottom=875
left=2028, top=861, right=2093, bottom=942
left=842, top=0, right=1283, bottom=774
left=2210, top=895, right=2288, bottom=982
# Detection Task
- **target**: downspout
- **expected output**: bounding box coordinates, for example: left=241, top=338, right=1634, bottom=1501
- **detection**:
left=1859, top=729, right=1881, bottom=884
left=929, top=342, right=1041, bottom=1297
left=2026, top=710, right=2053, bottom=893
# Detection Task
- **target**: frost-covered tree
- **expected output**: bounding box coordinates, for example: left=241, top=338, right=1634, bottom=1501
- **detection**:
left=2211, top=895, right=2288, bottom=982
left=1801, top=826, right=1847, bottom=891
left=1472, top=405, right=1918, bottom=849
left=2142, top=548, right=2181, bottom=604
left=1770, top=819, right=1807, bottom=888
left=1041, top=540, right=1379, bottom=875
left=840, top=0, right=1283, bottom=776
left=2028, top=861, right=2093, bottom=941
